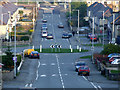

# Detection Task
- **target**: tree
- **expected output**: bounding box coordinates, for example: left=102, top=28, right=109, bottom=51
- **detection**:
left=3, top=45, right=13, bottom=68
left=71, top=2, right=88, bottom=27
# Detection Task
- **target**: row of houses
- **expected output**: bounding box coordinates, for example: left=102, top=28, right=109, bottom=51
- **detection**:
left=0, top=0, right=19, bottom=40
left=87, top=2, right=120, bottom=43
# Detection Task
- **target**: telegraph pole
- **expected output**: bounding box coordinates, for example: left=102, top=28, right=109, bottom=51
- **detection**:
left=92, top=17, right=94, bottom=63
left=103, top=11, right=105, bottom=47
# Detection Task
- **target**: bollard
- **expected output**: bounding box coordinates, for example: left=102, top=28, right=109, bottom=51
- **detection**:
left=79, top=47, right=81, bottom=52
left=32, top=45, right=34, bottom=49
left=40, top=45, right=42, bottom=52
left=71, top=48, right=73, bottom=52
left=77, top=45, right=79, bottom=50
left=70, top=45, right=72, bottom=49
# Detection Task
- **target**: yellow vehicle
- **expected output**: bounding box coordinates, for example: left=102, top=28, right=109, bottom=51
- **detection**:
left=24, top=49, right=34, bottom=57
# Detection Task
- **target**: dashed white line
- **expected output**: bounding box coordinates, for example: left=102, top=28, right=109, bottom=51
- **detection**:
left=38, top=61, right=40, bottom=68
left=61, top=63, right=64, bottom=64
left=90, top=82, right=98, bottom=90
left=59, top=14, right=60, bottom=18
left=98, top=86, right=102, bottom=90
left=40, top=74, right=46, bottom=77
left=82, top=76, right=87, bottom=81
left=51, top=63, right=55, bottom=65
left=36, top=70, right=39, bottom=80
left=52, top=74, right=56, bottom=77
left=41, top=63, right=46, bottom=66
left=56, top=54, right=65, bottom=89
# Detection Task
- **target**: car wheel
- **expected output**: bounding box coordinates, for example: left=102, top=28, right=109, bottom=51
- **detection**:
left=75, top=68, right=78, bottom=72
left=87, top=73, right=90, bottom=76
left=78, top=72, right=80, bottom=75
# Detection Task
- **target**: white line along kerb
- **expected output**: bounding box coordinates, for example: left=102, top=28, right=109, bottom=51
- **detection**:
left=56, top=54, right=65, bottom=89
left=90, top=82, right=98, bottom=90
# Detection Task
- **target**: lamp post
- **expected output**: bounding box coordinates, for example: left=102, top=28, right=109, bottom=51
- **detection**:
left=103, top=11, right=105, bottom=47
left=112, top=12, right=115, bottom=43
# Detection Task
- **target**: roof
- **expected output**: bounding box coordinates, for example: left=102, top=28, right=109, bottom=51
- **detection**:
left=88, top=2, right=113, bottom=19
left=0, top=1, right=18, bottom=25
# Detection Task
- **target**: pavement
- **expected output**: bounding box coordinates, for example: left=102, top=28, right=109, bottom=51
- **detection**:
left=2, top=3, right=119, bottom=90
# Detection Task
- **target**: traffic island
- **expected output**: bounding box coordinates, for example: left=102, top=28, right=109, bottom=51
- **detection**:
left=35, top=48, right=89, bottom=53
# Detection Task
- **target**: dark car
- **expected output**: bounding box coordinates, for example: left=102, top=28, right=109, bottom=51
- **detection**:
left=75, top=61, right=86, bottom=72
left=47, top=33, right=53, bottom=39
left=78, top=66, right=90, bottom=76
left=58, top=23, right=64, bottom=28
left=90, top=35, right=98, bottom=42
left=62, top=33, right=69, bottom=39
left=42, top=19, right=47, bottom=23
left=29, top=51, right=40, bottom=59
left=41, top=23, right=47, bottom=30
left=68, top=33, right=72, bottom=38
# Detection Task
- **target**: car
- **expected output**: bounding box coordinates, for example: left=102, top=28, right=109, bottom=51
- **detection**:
left=87, top=33, right=92, bottom=38
left=42, top=19, right=47, bottom=23
left=111, top=59, right=120, bottom=64
left=81, top=26, right=90, bottom=31
left=41, top=31, right=47, bottom=38
left=78, top=66, right=90, bottom=76
left=29, top=51, right=39, bottom=59
left=109, top=56, right=120, bottom=63
left=75, top=61, right=86, bottom=72
left=41, top=23, right=47, bottom=30
left=62, top=33, right=69, bottom=39
left=108, top=53, right=120, bottom=58
left=68, top=33, right=72, bottom=38
left=90, top=35, right=98, bottom=42
left=58, top=23, right=64, bottom=28
left=46, top=33, right=53, bottom=39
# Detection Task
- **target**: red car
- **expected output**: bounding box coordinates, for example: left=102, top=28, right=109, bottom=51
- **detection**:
left=90, top=36, right=98, bottom=42
left=78, top=66, right=90, bottom=76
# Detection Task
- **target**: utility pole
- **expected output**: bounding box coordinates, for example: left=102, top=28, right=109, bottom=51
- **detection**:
left=112, top=13, right=115, bottom=43
left=92, top=17, right=94, bottom=63
left=14, top=17, right=17, bottom=78
left=77, top=10, right=79, bottom=37
left=103, top=11, right=104, bottom=47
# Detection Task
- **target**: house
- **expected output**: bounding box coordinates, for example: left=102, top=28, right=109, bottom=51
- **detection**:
left=0, top=0, right=19, bottom=40
left=87, top=2, right=112, bottom=34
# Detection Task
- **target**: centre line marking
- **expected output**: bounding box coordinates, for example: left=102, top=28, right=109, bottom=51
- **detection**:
left=38, top=61, right=40, bottom=68
left=56, top=54, right=65, bottom=89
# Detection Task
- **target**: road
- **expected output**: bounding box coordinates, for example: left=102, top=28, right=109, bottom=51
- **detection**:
left=3, top=3, right=119, bottom=90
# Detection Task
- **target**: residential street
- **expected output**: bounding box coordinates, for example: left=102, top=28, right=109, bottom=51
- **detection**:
left=3, top=3, right=119, bottom=90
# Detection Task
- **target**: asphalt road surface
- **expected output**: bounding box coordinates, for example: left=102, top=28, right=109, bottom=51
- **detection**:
left=3, top=3, right=119, bottom=90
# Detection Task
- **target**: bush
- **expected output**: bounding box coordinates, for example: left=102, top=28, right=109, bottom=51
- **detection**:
left=20, top=36, right=29, bottom=41
left=100, top=44, right=120, bottom=55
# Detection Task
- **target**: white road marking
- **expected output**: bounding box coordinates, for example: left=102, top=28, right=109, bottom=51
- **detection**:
left=59, top=14, right=60, bottom=18
left=56, top=54, right=65, bottom=89
left=51, top=63, right=55, bottom=65
left=49, top=24, right=51, bottom=25
left=36, top=70, right=39, bottom=80
left=42, top=38, right=43, bottom=41
left=41, top=63, right=46, bottom=66
left=64, top=74, right=68, bottom=76
left=29, top=84, right=32, bottom=87
left=52, top=74, right=56, bottom=77
left=40, top=74, right=46, bottom=77
left=25, top=84, right=28, bottom=87
left=98, top=86, right=102, bottom=90
left=82, top=76, right=87, bottom=81
left=61, top=63, right=64, bottom=64
left=38, top=61, right=40, bottom=68
left=90, top=82, right=98, bottom=90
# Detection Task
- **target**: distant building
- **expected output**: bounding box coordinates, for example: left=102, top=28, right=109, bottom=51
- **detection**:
left=86, top=0, right=120, bottom=12
left=0, top=0, right=19, bottom=39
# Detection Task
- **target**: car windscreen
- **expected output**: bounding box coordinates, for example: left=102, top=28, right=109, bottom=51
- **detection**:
left=76, top=63, right=85, bottom=66
left=43, top=32, right=47, bottom=34
left=80, top=67, right=88, bottom=70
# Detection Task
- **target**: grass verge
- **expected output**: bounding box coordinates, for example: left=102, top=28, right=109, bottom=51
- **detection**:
left=80, top=55, right=91, bottom=59
left=82, top=43, right=103, bottom=47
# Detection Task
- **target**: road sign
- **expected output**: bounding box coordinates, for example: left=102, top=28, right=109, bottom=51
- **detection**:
left=57, top=45, right=61, bottom=48
left=13, top=56, right=17, bottom=62
left=50, top=45, right=54, bottom=48
left=54, top=44, right=57, bottom=48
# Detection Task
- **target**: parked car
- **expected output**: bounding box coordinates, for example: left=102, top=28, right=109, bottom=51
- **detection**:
left=81, top=26, right=90, bottom=31
left=42, top=19, right=47, bottom=23
left=58, top=23, right=64, bottom=28
left=62, top=33, right=69, bottom=39
left=108, top=53, right=120, bottom=58
left=78, top=66, right=90, bottom=76
left=41, top=31, right=47, bottom=38
left=111, top=59, right=120, bottom=64
left=24, top=49, right=34, bottom=57
left=46, top=33, right=53, bottom=39
left=87, top=33, right=92, bottom=38
left=75, top=61, right=86, bottom=72
left=109, top=56, right=120, bottom=63
left=29, top=51, right=40, bottom=59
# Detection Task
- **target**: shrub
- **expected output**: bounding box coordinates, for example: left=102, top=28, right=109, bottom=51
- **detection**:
left=100, top=44, right=120, bottom=55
